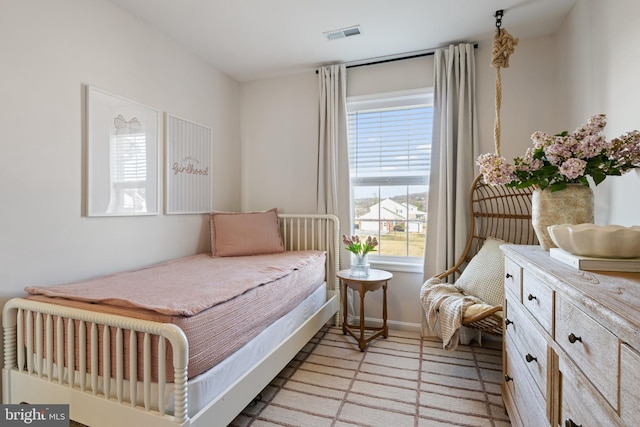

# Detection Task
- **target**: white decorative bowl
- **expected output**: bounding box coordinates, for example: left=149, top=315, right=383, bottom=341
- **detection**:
left=547, top=223, right=640, bottom=258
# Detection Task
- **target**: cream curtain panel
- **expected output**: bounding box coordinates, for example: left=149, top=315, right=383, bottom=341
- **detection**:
left=317, top=64, right=353, bottom=322
left=317, top=65, right=347, bottom=215
left=423, top=43, right=479, bottom=280
left=316, top=64, right=350, bottom=247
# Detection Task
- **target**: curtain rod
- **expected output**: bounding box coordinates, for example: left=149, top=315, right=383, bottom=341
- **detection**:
left=346, top=43, right=478, bottom=69
left=316, top=43, right=478, bottom=74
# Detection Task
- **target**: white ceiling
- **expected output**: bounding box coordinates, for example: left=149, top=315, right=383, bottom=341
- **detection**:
left=108, top=0, right=576, bottom=82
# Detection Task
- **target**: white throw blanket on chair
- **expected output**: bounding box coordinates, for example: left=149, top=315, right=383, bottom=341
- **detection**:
left=420, top=278, right=482, bottom=351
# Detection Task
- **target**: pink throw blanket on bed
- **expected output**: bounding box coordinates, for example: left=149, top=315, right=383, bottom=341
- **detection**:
left=25, top=251, right=325, bottom=317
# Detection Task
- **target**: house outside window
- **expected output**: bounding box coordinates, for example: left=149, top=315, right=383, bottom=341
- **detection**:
left=347, top=89, right=432, bottom=270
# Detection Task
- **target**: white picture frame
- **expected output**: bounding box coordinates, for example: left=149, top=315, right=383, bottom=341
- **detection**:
left=86, top=86, right=159, bottom=216
left=165, top=114, right=212, bottom=214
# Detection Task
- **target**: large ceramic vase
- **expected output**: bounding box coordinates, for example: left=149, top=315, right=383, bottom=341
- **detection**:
left=532, top=184, right=594, bottom=250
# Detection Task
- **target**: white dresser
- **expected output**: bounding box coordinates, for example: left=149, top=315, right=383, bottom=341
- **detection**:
left=501, top=245, right=640, bottom=427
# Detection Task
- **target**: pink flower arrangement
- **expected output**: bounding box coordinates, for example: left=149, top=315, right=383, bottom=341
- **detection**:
left=342, top=235, right=378, bottom=257
left=477, top=114, right=640, bottom=191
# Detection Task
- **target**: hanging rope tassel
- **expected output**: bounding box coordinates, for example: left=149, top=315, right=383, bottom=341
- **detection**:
left=491, top=27, right=518, bottom=156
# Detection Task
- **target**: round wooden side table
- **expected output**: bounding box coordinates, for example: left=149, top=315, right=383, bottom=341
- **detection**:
left=337, top=268, right=393, bottom=351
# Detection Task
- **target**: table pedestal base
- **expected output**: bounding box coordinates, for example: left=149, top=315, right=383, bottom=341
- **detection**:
left=338, top=269, right=392, bottom=352
left=342, top=323, right=388, bottom=352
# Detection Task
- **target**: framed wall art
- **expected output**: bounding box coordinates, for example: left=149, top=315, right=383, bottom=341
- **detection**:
left=86, top=85, right=159, bottom=216
left=165, top=114, right=212, bottom=214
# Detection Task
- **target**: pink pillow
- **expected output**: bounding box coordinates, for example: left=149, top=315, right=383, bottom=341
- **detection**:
left=210, top=208, right=285, bottom=257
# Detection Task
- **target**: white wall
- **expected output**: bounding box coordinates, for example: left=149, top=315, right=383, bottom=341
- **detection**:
left=240, top=38, right=560, bottom=330
left=0, top=0, right=241, bottom=304
left=476, top=37, right=568, bottom=161
left=347, top=55, right=434, bottom=97
left=240, top=72, right=319, bottom=213
left=556, top=0, right=640, bottom=225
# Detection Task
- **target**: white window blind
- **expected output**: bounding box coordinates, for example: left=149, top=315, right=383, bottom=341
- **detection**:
left=348, top=105, right=432, bottom=186
left=111, top=133, right=147, bottom=182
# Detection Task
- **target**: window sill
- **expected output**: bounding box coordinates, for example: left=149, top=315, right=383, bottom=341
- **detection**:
left=369, top=260, right=423, bottom=274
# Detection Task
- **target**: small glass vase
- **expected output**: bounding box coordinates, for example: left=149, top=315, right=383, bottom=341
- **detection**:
left=350, top=253, right=370, bottom=277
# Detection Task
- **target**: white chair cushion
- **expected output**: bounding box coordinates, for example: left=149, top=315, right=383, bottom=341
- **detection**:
left=454, top=237, right=505, bottom=307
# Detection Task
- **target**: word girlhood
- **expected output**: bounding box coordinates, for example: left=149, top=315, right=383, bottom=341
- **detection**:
left=172, top=161, right=209, bottom=176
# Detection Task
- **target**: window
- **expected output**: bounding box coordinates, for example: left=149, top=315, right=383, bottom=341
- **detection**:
left=346, top=89, right=433, bottom=266
left=107, top=128, right=149, bottom=214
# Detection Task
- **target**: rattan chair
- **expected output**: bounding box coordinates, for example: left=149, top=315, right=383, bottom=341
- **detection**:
left=430, top=174, right=538, bottom=337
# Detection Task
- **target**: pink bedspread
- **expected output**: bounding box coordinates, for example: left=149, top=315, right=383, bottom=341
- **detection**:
left=23, top=250, right=327, bottom=380
left=25, top=251, right=324, bottom=316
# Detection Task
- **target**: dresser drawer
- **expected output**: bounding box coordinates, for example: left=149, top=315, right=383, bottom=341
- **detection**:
left=556, top=295, right=618, bottom=410
left=522, top=271, right=554, bottom=335
left=504, top=256, right=522, bottom=301
left=621, top=344, right=640, bottom=425
left=504, top=296, right=548, bottom=397
left=504, top=346, right=549, bottom=426
left=559, top=357, right=621, bottom=427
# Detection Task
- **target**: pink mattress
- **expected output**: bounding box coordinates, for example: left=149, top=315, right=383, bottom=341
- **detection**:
left=25, top=250, right=326, bottom=380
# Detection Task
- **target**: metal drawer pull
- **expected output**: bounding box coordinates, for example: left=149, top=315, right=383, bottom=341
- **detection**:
left=504, top=374, right=513, bottom=382
left=525, top=353, right=537, bottom=363
left=565, top=419, right=582, bottom=427
left=505, top=273, right=513, bottom=279
left=527, top=294, right=537, bottom=301
left=568, top=333, right=582, bottom=344
left=505, top=319, right=513, bottom=328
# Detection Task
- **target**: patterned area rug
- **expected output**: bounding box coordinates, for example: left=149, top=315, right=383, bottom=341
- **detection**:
left=231, top=327, right=511, bottom=427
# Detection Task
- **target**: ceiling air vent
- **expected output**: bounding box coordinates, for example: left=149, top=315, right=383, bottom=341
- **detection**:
left=324, top=25, right=362, bottom=40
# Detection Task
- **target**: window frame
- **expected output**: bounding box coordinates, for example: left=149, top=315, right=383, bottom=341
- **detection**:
left=346, top=88, right=433, bottom=272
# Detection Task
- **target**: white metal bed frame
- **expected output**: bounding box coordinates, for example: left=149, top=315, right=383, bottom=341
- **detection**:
left=2, top=214, right=340, bottom=427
